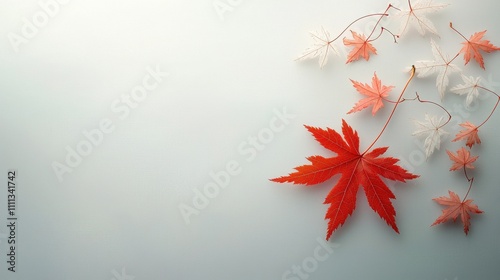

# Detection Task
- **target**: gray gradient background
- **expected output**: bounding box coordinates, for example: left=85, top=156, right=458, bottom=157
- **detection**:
left=1, top=0, right=499, bottom=279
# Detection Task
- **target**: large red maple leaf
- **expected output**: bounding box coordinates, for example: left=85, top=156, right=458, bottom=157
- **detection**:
left=271, top=120, right=418, bottom=240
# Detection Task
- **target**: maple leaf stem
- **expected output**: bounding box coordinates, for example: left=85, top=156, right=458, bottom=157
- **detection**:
left=472, top=85, right=500, bottom=129
left=329, top=11, right=390, bottom=43
left=477, top=95, right=500, bottom=129
left=449, top=51, right=461, bottom=64
left=449, top=22, right=468, bottom=42
left=366, top=5, right=396, bottom=41
left=363, top=65, right=416, bottom=154
left=368, top=27, right=399, bottom=43
left=383, top=97, right=406, bottom=104
left=462, top=176, right=474, bottom=202
left=462, top=166, right=473, bottom=182
left=477, top=85, right=500, bottom=99
left=413, top=92, right=452, bottom=128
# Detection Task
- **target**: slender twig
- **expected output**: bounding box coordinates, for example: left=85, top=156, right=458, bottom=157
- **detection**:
left=476, top=85, right=500, bottom=129
left=368, top=27, right=399, bottom=43
left=363, top=66, right=416, bottom=154
left=462, top=176, right=474, bottom=202
left=448, top=52, right=461, bottom=64
left=328, top=13, right=389, bottom=43
left=366, top=4, right=395, bottom=41
left=449, top=22, right=468, bottom=41
left=463, top=167, right=473, bottom=183
left=414, top=92, right=452, bottom=128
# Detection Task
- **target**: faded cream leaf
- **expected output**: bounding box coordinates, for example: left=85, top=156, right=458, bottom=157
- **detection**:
left=451, top=75, right=481, bottom=108
left=414, top=40, right=461, bottom=99
left=412, top=114, right=449, bottom=158
left=296, top=26, right=339, bottom=68
left=397, top=0, right=448, bottom=37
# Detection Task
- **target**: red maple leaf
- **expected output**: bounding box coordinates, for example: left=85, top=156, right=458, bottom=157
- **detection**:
left=459, top=30, right=500, bottom=69
left=432, top=190, right=483, bottom=235
left=348, top=72, right=394, bottom=115
left=452, top=121, right=481, bottom=148
left=270, top=120, right=418, bottom=240
left=446, top=147, right=478, bottom=171
left=343, top=31, right=377, bottom=63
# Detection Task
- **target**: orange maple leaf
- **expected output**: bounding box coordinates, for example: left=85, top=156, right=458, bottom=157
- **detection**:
left=452, top=121, right=481, bottom=148
left=343, top=31, right=377, bottom=63
left=446, top=147, right=478, bottom=171
left=432, top=190, right=483, bottom=235
left=459, top=30, right=500, bottom=69
left=348, top=72, right=394, bottom=116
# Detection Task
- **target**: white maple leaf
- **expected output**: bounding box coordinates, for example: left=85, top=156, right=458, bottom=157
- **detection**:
left=397, top=0, right=448, bottom=37
left=450, top=75, right=481, bottom=108
left=296, top=26, right=339, bottom=68
left=412, top=114, right=449, bottom=158
left=414, top=40, right=461, bottom=99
